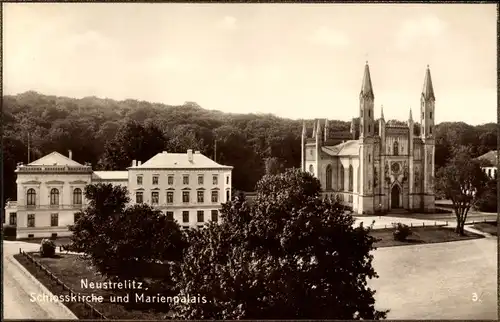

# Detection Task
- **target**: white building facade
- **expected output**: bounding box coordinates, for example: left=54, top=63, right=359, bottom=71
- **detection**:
left=4, top=149, right=232, bottom=238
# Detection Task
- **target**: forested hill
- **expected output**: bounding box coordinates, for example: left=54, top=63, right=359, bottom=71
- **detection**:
left=2, top=91, right=497, bottom=202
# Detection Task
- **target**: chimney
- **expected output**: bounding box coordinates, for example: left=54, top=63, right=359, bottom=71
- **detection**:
left=132, top=160, right=136, bottom=167
left=68, top=150, right=72, bottom=160
left=195, top=150, right=200, bottom=154
left=138, top=161, right=142, bottom=166
left=187, top=149, right=193, bottom=162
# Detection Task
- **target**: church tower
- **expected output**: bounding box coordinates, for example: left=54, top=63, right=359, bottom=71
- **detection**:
left=358, top=62, right=376, bottom=214
left=420, top=65, right=436, bottom=212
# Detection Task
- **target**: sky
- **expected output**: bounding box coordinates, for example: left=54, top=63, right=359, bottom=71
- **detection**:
left=3, top=3, right=497, bottom=125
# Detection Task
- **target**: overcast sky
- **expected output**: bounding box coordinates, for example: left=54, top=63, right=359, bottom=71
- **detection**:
left=4, top=3, right=497, bottom=125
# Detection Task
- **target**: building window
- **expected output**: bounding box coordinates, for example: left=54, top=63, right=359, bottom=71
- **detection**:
left=9, top=213, right=17, bottom=226
left=213, top=175, right=218, bottom=185
left=197, top=210, right=204, bottom=223
left=74, top=213, right=81, bottom=223
left=197, top=190, right=204, bottom=203
left=211, top=210, right=218, bottom=222
left=340, top=165, right=345, bottom=191
left=422, top=112, right=424, bottom=119
left=166, top=211, right=174, bottom=221
left=73, top=188, right=82, bottom=205
left=488, top=169, right=492, bottom=177
left=183, top=175, right=189, bottom=185
left=429, top=126, right=433, bottom=134
left=226, top=190, right=230, bottom=201
left=136, top=191, right=144, bottom=204
left=168, top=175, right=174, bottom=185
left=152, top=175, right=159, bottom=185
left=182, top=211, right=189, bottom=223
left=393, top=141, right=399, bottom=156
left=51, top=213, right=59, bottom=227
left=309, top=149, right=313, bottom=156
left=198, top=175, right=204, bottom=185
left=226, top=176, right=230, bottom=184
left=27, top=188, right=36, bottom=206
left=309, top=165, right=314, bottom=174
left=348, top=165, right=353, bottom=192
left=368, top=110, right=371, bottom=117
left=167, top=191, right=174, bottom=204
left=211, top=190, right=219, bottom=203
left=368, top=124, right=371, bottom=133
left=430, top=111, right=433, bottom=119
left=182, top=191, right=190, bottom=203
left=27, top=214, right=35, bottom=227
left=325, top=165, right=332, bottom=190
left=368, top=154, right=371, bottom=163
left=151, top=191, right=159, bottom=205
left=137, top=175, right=143, bottom=185
left=50, top=188, right=59, bottom=206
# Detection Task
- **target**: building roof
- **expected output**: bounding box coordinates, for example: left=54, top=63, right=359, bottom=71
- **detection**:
left=360, top=62, right=374, bottom=99
left=131, top=151, right=233, bottom=169
left=27, top=151, right=84, bottom=167
left=322, top=140, right=360, bottom=157
left=475, top=150, right=498, bottom=166
left=92, top=171, right=129, bottom=180
left=422, top=66, right=435, bottom=101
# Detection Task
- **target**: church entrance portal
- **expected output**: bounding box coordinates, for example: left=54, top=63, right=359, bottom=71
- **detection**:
left=391, top=185, right=401, bottom=209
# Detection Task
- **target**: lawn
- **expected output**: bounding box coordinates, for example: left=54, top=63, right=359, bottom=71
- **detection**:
left=472, top=221, right=497, bottom=236
left=13, top=252, right=170, bottom=320
left=371, top=226, right=484, bottom=248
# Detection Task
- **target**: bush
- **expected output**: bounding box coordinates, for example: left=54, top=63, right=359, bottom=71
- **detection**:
left=393, top=223, right=412, bottom=241
left=40, top=239, right=56, bottom=257
left=2, top=225, right=17, bottom=240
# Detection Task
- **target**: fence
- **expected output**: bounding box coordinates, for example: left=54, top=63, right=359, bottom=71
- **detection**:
left=19, top=249, right=107, bottom=320
left=381, top=221, right=450, bottom=229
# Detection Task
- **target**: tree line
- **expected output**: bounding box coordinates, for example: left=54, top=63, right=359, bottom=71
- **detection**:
left=2, top=91, right=497, bottom=203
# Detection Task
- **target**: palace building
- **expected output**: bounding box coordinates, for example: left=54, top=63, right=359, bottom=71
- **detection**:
left=5, top=149, right=232, bottom=238
left=301, top=63, right=436, bottom=215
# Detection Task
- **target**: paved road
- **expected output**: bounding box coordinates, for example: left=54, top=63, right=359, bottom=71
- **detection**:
left=369, top=236, right=497, bottom=319
left=3, top=241, right=77, bottom=319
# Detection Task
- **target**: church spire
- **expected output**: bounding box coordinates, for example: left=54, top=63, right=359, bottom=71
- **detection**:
left=302, top=121, right=306, bottom=136
left=380, top=105, right=384, bottom=120
left=324, top=119, right=329, bottom=141
left=360, top=61, right=374, bottom=99
left=422, top=65, right=435, bottom=101
left=312, top=120, right=317, bottom=138
left=409, top=107, right=413, bottom=121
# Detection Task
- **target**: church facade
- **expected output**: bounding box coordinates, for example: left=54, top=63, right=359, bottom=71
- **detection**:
left=301, top=63, right=436, bottom=215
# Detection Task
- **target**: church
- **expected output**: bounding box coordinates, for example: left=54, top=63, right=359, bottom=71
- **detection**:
left=301, top=63, right=436, bottom=215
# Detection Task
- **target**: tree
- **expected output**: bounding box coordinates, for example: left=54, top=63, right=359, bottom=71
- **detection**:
left=99, top=120, right=168, bottom=170
left=171, top=169, right=387, bottom=319
left=435, top=146, right=489, bottom=235
left=474, top=178, right=497, bottom=213
left=69, top=183, right=186, bottom=282
left=264, top=157, right=285, bottom=175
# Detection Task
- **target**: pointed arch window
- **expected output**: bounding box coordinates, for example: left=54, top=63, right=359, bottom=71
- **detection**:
left=27, top=188, right=36, bottom=206
left=50, top=188, right=59, bottom=206
left=348, top=165, right=353, bottom=192
left=325, top=165, right=332, bottom=190
left=340, top=165, right=345, bottom=191
left=73, top=188, right=82, bottom=205
left=393, top=141, right=399, bottom=156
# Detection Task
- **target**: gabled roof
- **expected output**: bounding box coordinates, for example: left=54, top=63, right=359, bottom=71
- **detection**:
left=475, top=150, right=498, bottom=166
left=322, top=140, right=360, bottom=157
left=92, top=171, right=129, bottom=180
left=27, top=152, right=83, bottom=167
left=132, top=151, right=233, bottom=169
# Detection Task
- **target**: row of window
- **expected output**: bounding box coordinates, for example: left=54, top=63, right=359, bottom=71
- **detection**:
left=137, top=174, right=230, bottom=186
left=10, top=210, right=219, bottom=227
left=26, top=188, right=83, bottom=206
left=136, top=190, right=230, bottom=204
left=9, top=213, right=60, bottom=227
left=312, top=164, right=354, bottom=191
